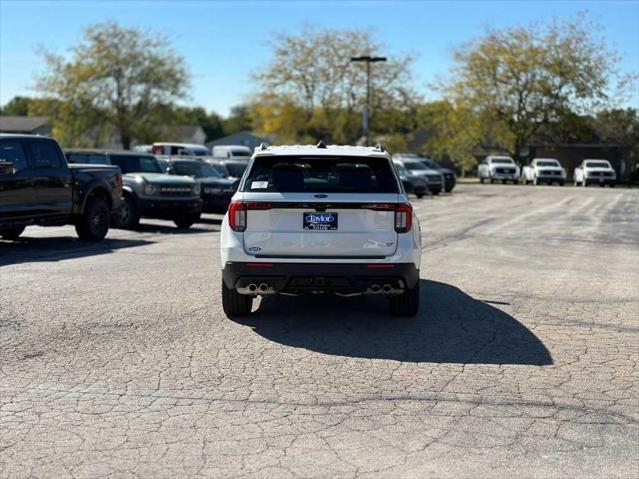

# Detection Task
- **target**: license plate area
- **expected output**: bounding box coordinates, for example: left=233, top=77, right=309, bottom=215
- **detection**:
left=303, top=212, right=338, bottom=231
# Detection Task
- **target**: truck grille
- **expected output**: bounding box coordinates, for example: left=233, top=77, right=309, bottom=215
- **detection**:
left=159, top=186, right=193, bottom=197
left=496, top=168, right=516, bottom=174
left=426, top=174, right=442, bottom=182
left=540, top=170, right=560, bottom=176
left=589, top=171, right=613, bottom=178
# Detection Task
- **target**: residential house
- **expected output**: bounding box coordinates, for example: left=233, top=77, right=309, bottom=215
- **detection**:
left=206, top=131, right=272, bottom=152
left=0, top=116, right=52, bottom=136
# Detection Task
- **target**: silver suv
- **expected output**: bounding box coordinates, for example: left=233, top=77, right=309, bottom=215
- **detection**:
left=66, top=150, right=202, bottom=229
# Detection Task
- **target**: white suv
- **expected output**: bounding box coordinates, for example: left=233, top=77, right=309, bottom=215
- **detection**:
left=220, top=143, right=422, bottom=317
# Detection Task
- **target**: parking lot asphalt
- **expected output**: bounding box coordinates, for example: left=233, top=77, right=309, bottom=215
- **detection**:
left=1, top=184, right=638, bottom=478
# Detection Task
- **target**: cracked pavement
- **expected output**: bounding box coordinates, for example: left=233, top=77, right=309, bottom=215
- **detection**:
left=1, top=184, right=638, bottom=478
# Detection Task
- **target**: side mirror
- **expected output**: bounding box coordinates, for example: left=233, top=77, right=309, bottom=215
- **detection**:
left=0, top=160, right=16, bottom=176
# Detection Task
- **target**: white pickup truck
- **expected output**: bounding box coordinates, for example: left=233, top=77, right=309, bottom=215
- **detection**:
left=521, top=158, right=566, bottom=186
left=573, top=159, right=617, bottom=187
left=478, top=155, right=520, bottom=184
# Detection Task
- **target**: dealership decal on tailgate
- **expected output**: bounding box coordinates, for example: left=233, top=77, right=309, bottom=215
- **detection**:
left=303, top=212, right=338, bottom=230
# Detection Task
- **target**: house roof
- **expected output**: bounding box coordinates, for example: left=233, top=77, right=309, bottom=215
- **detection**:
left=0, top=116, right=50, bottom=133
left=206, top=131, right=271, bottom=148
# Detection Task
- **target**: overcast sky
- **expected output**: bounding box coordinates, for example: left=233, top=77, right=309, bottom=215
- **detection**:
left=1, top=0, right=638, bottom=116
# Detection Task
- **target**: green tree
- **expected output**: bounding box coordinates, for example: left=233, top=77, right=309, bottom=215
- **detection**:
left=223, top=105, right=252, bottom=136
left=594, top=108, right=639, bottom=180
left=417, top=101, right=481, bottom=175
left=175, top=106, right=225, bottom=142
left=253, top=26, right=416, bottom=143
left=0, top=96, right=32, bottom=116
left=35, top=21, right=189, bottom=148
left=446, top=14, right=625, bottom=163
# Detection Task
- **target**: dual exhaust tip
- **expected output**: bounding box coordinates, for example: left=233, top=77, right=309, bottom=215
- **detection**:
left=247, top=283, right=269, bottom=293
left=369, top=284, right=393, bottom=294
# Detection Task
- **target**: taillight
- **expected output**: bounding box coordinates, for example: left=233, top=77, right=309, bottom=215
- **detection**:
left=394, top=203, right=412, bottom=233
left=228, top=201, right=272, bottom=232
left=228, top=201, right=247, bottom=232
left=365, top=203, right=413, bottom=233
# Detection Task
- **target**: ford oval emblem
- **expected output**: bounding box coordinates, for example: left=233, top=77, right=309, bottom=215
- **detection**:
left=314, top=194, right=328, bottom=198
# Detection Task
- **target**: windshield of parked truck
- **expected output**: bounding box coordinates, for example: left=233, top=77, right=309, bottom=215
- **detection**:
left=225, top=162, right=248, bottom=177
left=110, top=155, right=163, bottom=174
left=393, top=162, right=409, bottom=176
left=491, top=158, right=514, bottom=164
left=537, top=160, right=560, bottom=167
left=585, top=161, right=611, bottom=169
left=210, top=163, right=230, bottom=177
left=402, top=161, right=428, bottom=171
left=243, top=155, right=399, bottom=193
left=420, top=159, right=441, bottom=169
left=172, top=161, right=221, bottom=178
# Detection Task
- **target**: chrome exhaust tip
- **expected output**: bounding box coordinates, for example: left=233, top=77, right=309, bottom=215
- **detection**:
left=382, top=284, right=392, bottom=293
left=370, top=284, right=381, bottom=294
left=248, top=284, right=257, bottom=293
left=258, top=283, right=269, bottom=293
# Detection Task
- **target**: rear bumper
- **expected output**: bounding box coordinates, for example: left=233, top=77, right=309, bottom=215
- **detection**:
left=222, top=262, right=420, bottom=293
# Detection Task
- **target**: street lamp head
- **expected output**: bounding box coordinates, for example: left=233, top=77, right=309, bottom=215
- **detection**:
left=350, top=56, right=388, bottom=63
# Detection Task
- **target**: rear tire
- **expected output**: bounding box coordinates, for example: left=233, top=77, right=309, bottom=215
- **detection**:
left=416, top=192, right=425, bottom=199
left=390, top=281, right=420, bottom=317
left=222, top=280, right=253, bottom=317
left=0, top=226, right=26, bottom=240
left=113, top=194, right=140, bottom=229
left=75, top=197, right=110, bottom=241
left=479, top=177, right=485, bottom=184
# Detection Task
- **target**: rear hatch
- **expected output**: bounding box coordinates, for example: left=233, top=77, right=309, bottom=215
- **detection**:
left=236, top=155, right=403, bottom=259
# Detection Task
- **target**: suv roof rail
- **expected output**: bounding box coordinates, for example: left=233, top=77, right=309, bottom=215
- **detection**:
left=374, top=143, right=386, bottom=152
left=316, top=140, right=327, bottom=149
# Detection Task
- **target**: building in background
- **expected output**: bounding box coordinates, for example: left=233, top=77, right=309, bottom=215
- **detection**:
left=0, top=116, right=52, bottom=136
left=206, top=131, right=272, bottom=153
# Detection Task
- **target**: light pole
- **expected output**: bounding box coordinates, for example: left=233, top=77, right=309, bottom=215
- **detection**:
left=350, top=55, right=387, bottom=146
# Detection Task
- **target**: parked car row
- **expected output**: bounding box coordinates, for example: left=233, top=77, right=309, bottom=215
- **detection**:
left=479, top=155, right=617, bottom=187
left=0, top=135, right=455, bottom=243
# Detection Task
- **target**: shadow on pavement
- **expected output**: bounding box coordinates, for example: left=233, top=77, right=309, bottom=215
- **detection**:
left=0, top=235, right=153, bottom=267
left=232, top=279, right=552, bottom=365
left=130, top=223, right=212, bottom=234
left=196, top=217, right=223, bottom=225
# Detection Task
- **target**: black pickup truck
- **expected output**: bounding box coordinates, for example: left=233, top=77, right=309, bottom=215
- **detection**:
left=0, top=134, right=122, bottom=241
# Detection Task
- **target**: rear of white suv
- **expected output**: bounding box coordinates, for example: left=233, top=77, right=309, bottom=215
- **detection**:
left=220, top=144, right=422, bottom=317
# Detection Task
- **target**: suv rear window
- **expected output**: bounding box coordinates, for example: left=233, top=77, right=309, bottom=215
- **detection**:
left=243, top=156, right=399, bottom=193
